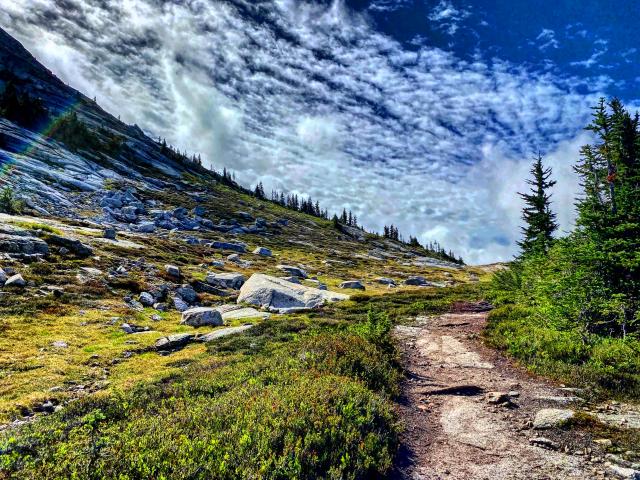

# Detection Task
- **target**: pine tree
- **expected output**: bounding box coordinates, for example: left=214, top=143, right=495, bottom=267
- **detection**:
left=517, top=153, right=558, bottom=256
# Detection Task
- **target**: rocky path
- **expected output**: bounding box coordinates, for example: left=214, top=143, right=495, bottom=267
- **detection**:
left=392, top=305, right=627, bottom=480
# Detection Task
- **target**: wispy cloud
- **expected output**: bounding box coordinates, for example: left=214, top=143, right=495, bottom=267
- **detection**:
left=536, top=29, right=559, bottom=51
left=428, top=0, right=470, bottom=35
left=0, top=0, right=603, bottom=263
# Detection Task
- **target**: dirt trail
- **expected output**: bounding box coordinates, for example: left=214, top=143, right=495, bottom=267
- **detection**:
left=393, top=307, right=605, bottom=480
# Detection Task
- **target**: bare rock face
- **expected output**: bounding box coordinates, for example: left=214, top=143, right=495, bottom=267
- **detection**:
left=237, top=273, right=348, bottom=313
left=181, top=307, right=224, bottom=327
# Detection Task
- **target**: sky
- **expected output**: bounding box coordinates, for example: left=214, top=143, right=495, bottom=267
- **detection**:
left=1, top=0, right=638, bottom=264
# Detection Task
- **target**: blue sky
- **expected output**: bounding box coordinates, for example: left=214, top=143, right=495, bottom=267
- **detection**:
left=0, top=0, right=637, bottom=263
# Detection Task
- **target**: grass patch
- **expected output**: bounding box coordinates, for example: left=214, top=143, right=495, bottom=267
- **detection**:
left=11, top=221, right=62, bottom=236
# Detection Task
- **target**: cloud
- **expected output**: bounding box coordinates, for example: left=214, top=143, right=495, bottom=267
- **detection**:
left=428, top=1, right=470, bottom=35
left=536, top=29, right=559, bottom=51
left=0, top=0, right=604, bottom=263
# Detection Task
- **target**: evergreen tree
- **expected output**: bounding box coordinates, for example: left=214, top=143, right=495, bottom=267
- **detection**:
left=517, top=153, right=558, bottom=256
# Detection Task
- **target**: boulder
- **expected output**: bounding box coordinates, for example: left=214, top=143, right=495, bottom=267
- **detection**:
left=403, top=276, right=445, bottom=287
left=276, top=265, right=307, bottom=278
left=4, top=274, right=26, bottom=288
left=253, top=246, right=272, bottom=256
left=155, top=333, right=195, bottom=351
left=176, top=285, right=198, bottom=304
left=0, top=233, right=49, bottom=256
left=173, top=296, right=189, bottom=312
left=533, top=409, right=575, bottom=429
left=211, top=241, right=246, bottom=253
left=181, top=307, right=224, bottom=327
left=165, top=264, right=181, bottom=279
left=138, top=292, right=155, bottom=307
left=103, top=227, right=117, bottom=240
left=46, top=235, right=92, bottom=258
left=137, top=222, right=156, bottom=233
left=197, top=325, right=254, bottom=343
left=206, top=272, right=245, bottom=290
left=0, top=268, right=7, bottom=284
left=340, top=280, right=365, bottom=290
left=237, top=274, right=349, bottom=313
left=375, top=277, right=396, bottom=286
left=173, top=207, right=188, bottom=219
left=193, top=205, right=206, bottom=216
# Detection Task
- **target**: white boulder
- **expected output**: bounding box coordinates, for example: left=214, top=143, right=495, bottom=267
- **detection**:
left=237, top=274, right=348, bottom=313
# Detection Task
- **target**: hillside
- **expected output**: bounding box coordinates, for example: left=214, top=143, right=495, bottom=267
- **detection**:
left=0, top=28, right=491, bottom=479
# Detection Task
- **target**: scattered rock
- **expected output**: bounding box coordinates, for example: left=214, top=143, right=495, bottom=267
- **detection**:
left=529, top=437, right=559, bottom=450
left=404, top=276, right=445, bottom=287
left=211, top=241, right=246, bottom=253
left=176, top=285, right=198, bottom=304
left=237, top=273, right=348, bottom=313
left=253, top=246, right=272, bottom=256
left=46, top=235, right=92, bottom=258
left=104, top=227, right=116, bottom=240
left=276, top=265, right=307, bottom=278
left=206, top=272, right=245, bottom=290
left=197, top=325, right=255, bottom=343
left=181, top=307, right=224, bottom=327
left=139, top=292, right=155, bottom=307
left=155, top=333, right=195, bottom=351
left=4, top=274, right=26, bottom=288
left=485, top=391, right=512, bottom=405
left=339, top=280, right=365, bottom=290
left=173, top=296, right=189, bottom=312
left=375, top=277, right=396, bottom=286
left=193, top=205, right=206, bottom=216
left=165, top=264, right=181, bottom=279
left=137, top=222, right=156, bottom=233
left=51, top=340, right=68, bottom=349
left=607, top=465, right=640, bottom=480
left=533, top=408, right=575, bottom=429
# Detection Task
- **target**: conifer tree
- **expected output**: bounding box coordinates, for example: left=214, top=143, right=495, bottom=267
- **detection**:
left=517, top=153, right=558, bottom=256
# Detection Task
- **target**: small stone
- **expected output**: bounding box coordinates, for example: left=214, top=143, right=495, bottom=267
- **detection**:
left=58, top=247, right=70, bottom=255
left=252, top=246, right=272, bottom=257
left=529, top=437, right=559, bottom=450
left=51, top=340, right=68, bottom=349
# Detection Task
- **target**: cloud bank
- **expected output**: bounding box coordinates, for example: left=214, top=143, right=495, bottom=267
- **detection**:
left=0, top=0, right=604, bottom=263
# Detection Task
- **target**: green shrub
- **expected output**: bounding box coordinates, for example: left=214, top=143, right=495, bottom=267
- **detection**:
left=0, top=186, right=23, bottom=214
